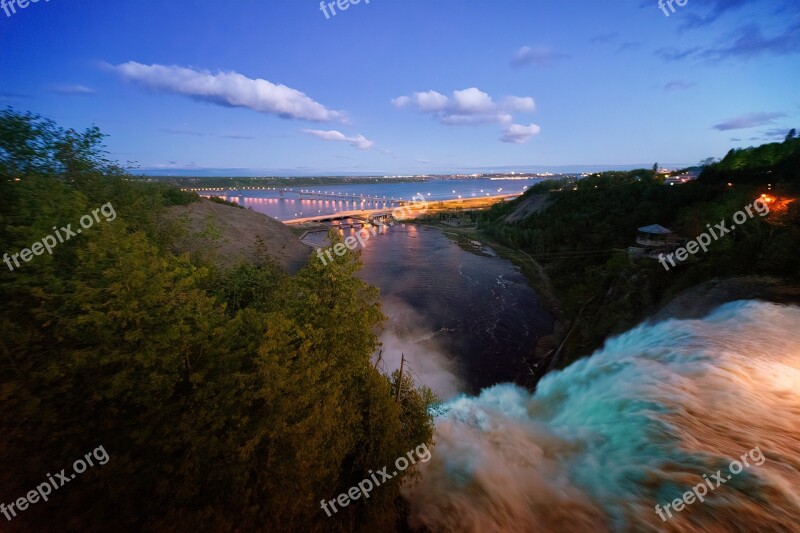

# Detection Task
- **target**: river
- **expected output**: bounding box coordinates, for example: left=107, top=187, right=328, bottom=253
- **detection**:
left=216, top=177, right=559, bottom=398
left=324, top=221, right=554, bottom=398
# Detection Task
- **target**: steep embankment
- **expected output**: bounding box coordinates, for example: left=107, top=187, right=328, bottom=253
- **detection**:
left=161, top=199, right=311, bottom=273
left=503, top=193, right=551, bottom=223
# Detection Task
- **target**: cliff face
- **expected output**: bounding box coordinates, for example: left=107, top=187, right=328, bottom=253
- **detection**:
left=161, top=199, right=311, bottom=273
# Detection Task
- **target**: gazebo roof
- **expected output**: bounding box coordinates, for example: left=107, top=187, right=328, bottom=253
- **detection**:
left=638, top=224, right=673, bottom=235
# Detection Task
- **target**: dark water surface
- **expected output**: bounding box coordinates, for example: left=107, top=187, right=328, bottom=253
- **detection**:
left=349, top=223, right=553, bottom=397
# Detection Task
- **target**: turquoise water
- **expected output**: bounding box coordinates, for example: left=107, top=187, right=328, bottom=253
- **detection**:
left=404, top=301, right=800, bottom=531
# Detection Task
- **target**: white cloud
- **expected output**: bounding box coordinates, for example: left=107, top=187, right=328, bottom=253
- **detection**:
left=511, top=46, right=567, bottom=67
left=111, top=62, right=343, bottom=122
left=51, top=84, right=95, bottom=95
left=452, top=88, right=495, bottom=113
left=392, top=87, right=540, bottom=143
left=303, top=129, right=374, bottom=150
left=504, top=96, right=535, bottom=112
left=393, top=87, right=533, bottom=125
left=500, top=123, right=542, bottom=144
left=712, top=112, right=786, bottom=131
left=438, top=113, right=513, bottom=126
left=663, top=80, right=695, bottom=92
left=414, top=90, right=449, bottom=112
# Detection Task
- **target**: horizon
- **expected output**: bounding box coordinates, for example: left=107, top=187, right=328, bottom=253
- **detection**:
left=130, top=162, right=695, bottom=178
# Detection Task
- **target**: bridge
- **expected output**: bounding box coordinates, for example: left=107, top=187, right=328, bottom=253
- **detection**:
left=298, top=211, right=399, bottom=246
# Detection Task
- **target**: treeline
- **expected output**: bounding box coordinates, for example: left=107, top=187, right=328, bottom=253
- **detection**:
left=478, top=139, right=800, bottom=364
left=0, top=109, right=434, bottom=532
left=700, top=133, right=800, bottom=184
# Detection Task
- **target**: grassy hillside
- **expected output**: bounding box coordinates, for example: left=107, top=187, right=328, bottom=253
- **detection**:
left=161, top=198, right=311, bottom=273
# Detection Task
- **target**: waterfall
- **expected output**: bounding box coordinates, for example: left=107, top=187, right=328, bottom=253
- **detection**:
left=405, top=300, right=800, bottom=532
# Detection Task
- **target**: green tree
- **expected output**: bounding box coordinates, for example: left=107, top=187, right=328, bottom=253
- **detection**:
left=0, top=109, right=434, bottom=532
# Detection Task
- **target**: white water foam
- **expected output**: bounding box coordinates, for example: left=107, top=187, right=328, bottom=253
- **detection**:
left=405, top=300, right=800, bottom=532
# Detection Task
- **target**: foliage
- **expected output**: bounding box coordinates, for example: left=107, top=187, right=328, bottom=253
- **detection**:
left=699, top=135, right=800, bottom=184
left=478, top=158, right=800, bottom=364
left=208, top=195, right=245, bottom=208
left=0, top=109, right=434, bottom=532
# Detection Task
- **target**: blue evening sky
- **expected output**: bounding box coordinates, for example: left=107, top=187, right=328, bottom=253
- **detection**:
left=1, top=0, right=798, bottom=175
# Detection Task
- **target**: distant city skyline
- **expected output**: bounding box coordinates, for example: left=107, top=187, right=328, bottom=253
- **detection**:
left=1, top=0, right=798, bottom=176
left=129, top=163, right=697, bottom=178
